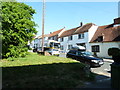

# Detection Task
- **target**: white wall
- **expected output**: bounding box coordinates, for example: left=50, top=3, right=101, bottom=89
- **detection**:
left=58, top=32, right=88, bottom=53
left=90, top=42, right=120, bottom=58
left=88, top=25, right=98, bottom=42
left=87, top=25, right=98, bottom=51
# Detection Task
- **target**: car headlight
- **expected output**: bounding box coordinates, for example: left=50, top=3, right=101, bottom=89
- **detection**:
left=91, top=60, right=98, bottom=63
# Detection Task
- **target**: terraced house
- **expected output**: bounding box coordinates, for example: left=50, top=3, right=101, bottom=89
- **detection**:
left=90, top=17, right=120, bottom=58
left=58, top=23, right=98, bottom=53
left=33, top=17, right=120, bottom=58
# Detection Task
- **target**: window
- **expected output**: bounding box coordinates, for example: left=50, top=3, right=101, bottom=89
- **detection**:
left=92, top=45, right=100, bottom=52
left=78, top=34, right=84, bottom=39
left=68, top=36, right=73, bottom=40
left=52, top=37, right=55, bottom=40
left=60, top=45, right=64, bottom=50
left=68, top=45, right=73, bottom=50
left=69, top=50, right=76, bottom=54
left=60, top=37, right=64, bottom=42
left=97, top=36, right=103, bottom=42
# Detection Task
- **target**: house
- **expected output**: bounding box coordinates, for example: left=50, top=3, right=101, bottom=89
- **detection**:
left=90, top=18, right=120, bottom=58
left=28, top=35, right=36, bottom=49
left=48, top=27, right=65, bottom=41
left=33, top=27, right=65, bottom=49
left=34, top=34, right=49, bottom=48
left=58, top=23, right=98, bottom=53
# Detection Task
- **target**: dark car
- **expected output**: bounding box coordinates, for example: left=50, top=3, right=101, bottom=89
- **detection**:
left=66, top=50, right=104, bottom=67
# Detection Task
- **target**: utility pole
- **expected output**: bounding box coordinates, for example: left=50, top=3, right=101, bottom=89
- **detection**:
left=42, top=0, right=45, bottom=52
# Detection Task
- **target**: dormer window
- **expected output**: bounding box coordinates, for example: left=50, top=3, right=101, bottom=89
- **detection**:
left=97, top=36, right=103, bottom=42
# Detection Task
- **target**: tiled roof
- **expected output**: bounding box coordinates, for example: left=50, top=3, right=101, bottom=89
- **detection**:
left=37, top=34, right=50, bottom=39
left=74, top=23, right=94, bottom=34
left=90, top=24, right=120, bottom=42
left=49, top=28, right=64, bottom=37
left=58, top=26, right=80, bottom=38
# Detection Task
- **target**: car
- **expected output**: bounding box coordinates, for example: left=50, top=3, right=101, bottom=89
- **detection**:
left=46, top=49, right=60, bottom=56
left=33, top=48, right=37, bottom=52
left=66, top=50, right=104, bottom=67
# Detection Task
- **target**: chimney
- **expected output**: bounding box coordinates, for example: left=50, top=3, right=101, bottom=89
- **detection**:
left=114, top=17, right=120, bottom=25
left=80, top=22, right=83, bottom=26
left=50, top=32, right=52, bottom=34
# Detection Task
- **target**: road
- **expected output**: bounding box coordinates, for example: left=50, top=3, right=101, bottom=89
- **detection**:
left=59, top=53, right=113, bottom=77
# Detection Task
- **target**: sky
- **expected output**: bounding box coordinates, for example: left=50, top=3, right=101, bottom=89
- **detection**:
left=23, top=2, right=118, bottom=36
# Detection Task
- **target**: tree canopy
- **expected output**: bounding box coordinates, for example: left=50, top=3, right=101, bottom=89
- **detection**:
left=2, top=1, right=37, bottom=58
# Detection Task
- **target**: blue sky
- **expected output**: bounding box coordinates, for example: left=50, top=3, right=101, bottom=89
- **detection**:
left=23, top=2, right=118, bottom=36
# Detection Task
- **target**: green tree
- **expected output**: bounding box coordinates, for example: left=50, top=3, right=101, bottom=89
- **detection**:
left=1, top=1, right=37, bottom=58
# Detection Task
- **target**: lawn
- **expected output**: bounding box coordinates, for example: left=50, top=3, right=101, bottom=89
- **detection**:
left=1, top=52, right=95, bottom=88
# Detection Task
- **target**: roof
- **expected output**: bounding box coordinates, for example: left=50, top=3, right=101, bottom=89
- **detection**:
left=90, top=24, right=120, bottom=43
left=37, top=34, right=50, bottom=39
left=74, top=23, right=94, bottom=34
left=49, top=28, right=64, bottom=37
left=58, top=26, right=80, bottom=38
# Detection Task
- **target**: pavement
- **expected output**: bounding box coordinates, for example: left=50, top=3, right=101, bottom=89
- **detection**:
left=78, top=59, right=115, bottom=89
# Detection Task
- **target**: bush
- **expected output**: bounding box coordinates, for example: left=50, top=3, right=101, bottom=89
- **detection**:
left=108, top=48, right=120, bottom=56
left=5, top=44, right=28, bottom=58
left=108, top=48, right=120, bottom=63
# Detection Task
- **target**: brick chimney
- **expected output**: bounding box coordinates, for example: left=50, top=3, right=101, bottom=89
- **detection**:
left=80, top=22, right=83, bottom=26
left=114, top=17, right=120, bottom=24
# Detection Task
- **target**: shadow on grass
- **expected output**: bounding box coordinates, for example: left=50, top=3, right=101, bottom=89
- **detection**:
left=2, top=62, right=95, bottom=88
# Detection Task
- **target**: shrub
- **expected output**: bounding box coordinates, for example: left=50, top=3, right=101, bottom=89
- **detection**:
left=108, top=48, right=120, bottom=56
left=5, top=44, right=28, bottom=58
left=108, top=48, right=120, bottom=64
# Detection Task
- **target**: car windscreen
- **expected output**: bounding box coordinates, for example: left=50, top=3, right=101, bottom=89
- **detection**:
left=54, top=43, right=60, bottom=48
left=81, top=51, right=92, bottom=56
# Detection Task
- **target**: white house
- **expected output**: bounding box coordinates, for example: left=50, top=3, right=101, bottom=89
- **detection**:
left=90, top=17, right=120, bottom=58
left=58, top=23, right=98, bottom=53
left=34, top=34, right=49, bottom=48
left=33, top=27, right=65, bottom=49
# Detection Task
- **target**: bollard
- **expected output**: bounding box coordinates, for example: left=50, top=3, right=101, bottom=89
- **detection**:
left=111, top=63, right=120, bottom=89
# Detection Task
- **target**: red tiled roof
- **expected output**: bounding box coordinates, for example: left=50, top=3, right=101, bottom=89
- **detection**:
left=90, top=24, right=120, bottom=42
left=58, top=27, right=80, bottom=38
left=37, top=34, right=50, bottom=39
left=74, top=23, right=94, bottom=34
left=49, top=28, right=64, bottom=37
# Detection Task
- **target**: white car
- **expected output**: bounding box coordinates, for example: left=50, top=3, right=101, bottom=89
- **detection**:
left=47, top=49, right=60, bottom=56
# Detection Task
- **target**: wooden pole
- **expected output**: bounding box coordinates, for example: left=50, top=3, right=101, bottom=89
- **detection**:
left=42, top=0, right=45, bottom=52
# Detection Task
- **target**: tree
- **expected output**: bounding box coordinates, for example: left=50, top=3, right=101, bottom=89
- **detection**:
left=1, top=1, right=37, bottom=58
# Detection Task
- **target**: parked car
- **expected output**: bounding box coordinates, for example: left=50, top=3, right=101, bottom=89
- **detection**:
left=33, top=48, right=37, bottom=52
left=46, top=49, right=60, bottom=56
left=66, top=50, right=104, bottom=67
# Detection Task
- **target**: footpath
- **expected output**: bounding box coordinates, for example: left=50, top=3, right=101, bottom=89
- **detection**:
left=76, top=59, right=116, bottom=89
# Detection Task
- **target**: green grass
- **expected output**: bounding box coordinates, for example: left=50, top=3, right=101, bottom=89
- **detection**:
left=1, top=52, right=81, bottom=67
left=1, top=52, right=95, bottom=88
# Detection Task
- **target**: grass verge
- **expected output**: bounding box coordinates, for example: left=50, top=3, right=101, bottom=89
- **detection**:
left=1, top=52, right=95, bottom=88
